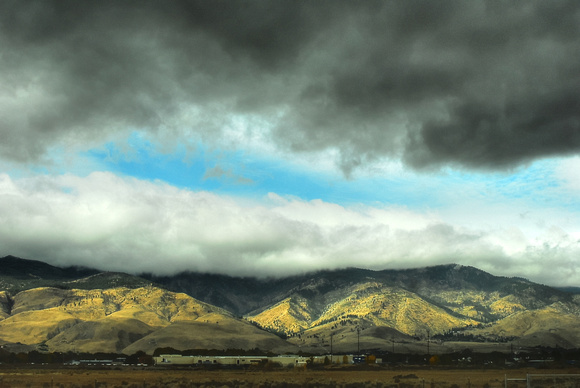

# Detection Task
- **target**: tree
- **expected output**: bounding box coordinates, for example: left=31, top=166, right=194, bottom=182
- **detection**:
left=126, top=351, right=148, bottom=364
left=153, top=347, right=181, bottom=357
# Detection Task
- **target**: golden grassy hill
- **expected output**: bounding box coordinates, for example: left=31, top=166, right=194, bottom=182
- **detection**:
left=248, top=282, right=477, bottom=339
left=287, top=317, right=410, bottom=354
left=46, top=317, right=154, bottom=353
left=244, top=271, right=580, bottom=350
left=465, top=302, right=580, bottom=348
left=123, top=315, right=298, bottom=355
left=0, top=286, right=250, bottom=353
left=3, top=259, right=580, bottom=354
left=0, top=309, right=80, bottom=345
left=247, top=295, right=313, bottom=335
left=433, top=290, right=527, bottom=320
left=314, top=283, right=477, bottom=335
left=8, top=286, right=222, bottom=322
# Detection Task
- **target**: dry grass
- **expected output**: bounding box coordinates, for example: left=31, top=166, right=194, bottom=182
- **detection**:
left=1, top=366, right=579, bottom=388
left=0, top=287, right=299, bottom=355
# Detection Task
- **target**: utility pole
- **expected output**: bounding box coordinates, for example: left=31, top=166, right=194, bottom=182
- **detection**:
left=426, top=329, right=430, bottom=356
left=357, top=327, right=360, bottom=354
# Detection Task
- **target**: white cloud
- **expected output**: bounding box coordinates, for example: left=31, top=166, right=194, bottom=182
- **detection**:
left=0, top=172, right=579, bottom=285
left=555, top=156, right=580, bottom=193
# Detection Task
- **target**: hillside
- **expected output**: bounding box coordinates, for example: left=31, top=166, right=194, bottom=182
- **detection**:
left=463, top=302, right=580, bottom=348
left=0, top=285, right=296, bottom=354
left=147, top=264, right=579, bottom=343
left=0, top=255, right=150, bottom=293
left=2, top=256, right=580, bottom=353
left=145, top=265, right=573, bottom=321
left=247, top=282, right=477, bottom=336
left=142, top=271, right=303, bottom=316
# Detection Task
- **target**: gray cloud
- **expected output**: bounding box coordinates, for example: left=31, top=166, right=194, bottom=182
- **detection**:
left=1, top=0, right=579, bottom=173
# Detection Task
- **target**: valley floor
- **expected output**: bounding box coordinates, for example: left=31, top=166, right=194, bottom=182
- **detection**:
left=1, top=366, right=580, bottom=388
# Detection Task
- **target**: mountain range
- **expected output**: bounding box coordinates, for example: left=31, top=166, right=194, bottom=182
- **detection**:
left=1, top=255, right=579, bottom=355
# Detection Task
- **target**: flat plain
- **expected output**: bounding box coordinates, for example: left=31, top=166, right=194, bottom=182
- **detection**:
left=1, top=366, right=580, bottom=388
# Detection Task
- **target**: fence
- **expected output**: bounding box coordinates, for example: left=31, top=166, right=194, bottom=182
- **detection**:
left=505, top=374, right=580, bottom=388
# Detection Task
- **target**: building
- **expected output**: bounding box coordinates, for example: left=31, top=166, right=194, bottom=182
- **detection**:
left=153, top=354, right=375, bottom=367
left=155, top=354, right=308, bottom=367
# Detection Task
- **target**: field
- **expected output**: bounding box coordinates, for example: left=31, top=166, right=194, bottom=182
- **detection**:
left=1, top=366, right=580, bottom=388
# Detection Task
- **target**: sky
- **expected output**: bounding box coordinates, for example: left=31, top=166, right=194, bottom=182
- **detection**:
left=1, top=0, right=580, bottom=286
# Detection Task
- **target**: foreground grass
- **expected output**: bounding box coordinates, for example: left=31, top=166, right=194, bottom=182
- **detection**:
left=1, top=366, right=579, bottom=388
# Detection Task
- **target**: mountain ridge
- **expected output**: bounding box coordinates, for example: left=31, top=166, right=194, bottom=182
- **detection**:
left=0, top=255, right=153, bottom=294
left=1, top=255, right=579, bottom=354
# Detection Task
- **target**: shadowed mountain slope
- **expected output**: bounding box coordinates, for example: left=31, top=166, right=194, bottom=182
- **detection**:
left=0, top=255, right=150, bottom=293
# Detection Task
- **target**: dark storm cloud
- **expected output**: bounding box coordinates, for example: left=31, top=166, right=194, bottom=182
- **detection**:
left=405, top=89, right=580, bottom=169
left=1, top=0, right=579, bottom=172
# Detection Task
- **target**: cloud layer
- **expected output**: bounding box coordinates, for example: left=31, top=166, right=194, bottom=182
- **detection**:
left=2, top=2, right=580, bottom=286
left=1, top=172, right=579, bottom=285
left=1, top=1, right=579, bottom=174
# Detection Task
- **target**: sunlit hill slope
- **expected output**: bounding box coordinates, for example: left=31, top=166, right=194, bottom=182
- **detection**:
left=1, top=255, right=580, bottom=354
left=0, top=283, right=295, bottom=354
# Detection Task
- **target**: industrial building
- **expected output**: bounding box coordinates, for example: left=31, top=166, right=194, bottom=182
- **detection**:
left=153, top=354, right=374, bottom=367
